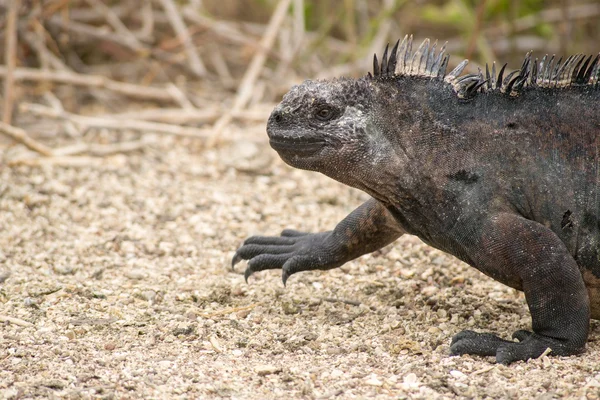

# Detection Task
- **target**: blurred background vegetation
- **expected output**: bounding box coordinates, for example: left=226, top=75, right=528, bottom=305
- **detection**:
left=0, top=0, right=599, bottom=158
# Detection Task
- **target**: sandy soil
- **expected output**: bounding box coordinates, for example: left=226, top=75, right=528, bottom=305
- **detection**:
left=1, top=131, right=600, bottom=399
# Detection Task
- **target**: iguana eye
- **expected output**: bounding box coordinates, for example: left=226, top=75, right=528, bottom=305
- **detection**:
left=315, top=106, right=334, bottom=121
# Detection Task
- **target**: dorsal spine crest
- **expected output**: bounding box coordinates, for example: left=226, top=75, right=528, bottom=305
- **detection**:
left=371, top=36, right=600, bottom=99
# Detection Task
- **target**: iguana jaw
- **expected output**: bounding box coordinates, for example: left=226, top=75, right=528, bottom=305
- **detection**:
left=268, top=137, right=326, bottom=156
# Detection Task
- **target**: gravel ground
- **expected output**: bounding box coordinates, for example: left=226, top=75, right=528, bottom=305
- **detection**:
left=1, top=131, right=600, bottom=399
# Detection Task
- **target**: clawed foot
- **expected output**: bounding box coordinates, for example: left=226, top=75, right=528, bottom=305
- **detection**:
left=450, top=329, right=581, bottom=364
left=232, top=230, right=341, bottom=285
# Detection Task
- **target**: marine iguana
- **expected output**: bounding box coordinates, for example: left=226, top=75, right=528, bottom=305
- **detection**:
left=232, top=35, right=600, bottom=364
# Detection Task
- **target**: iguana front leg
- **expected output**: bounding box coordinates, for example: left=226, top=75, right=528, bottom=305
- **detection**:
left=232, top=198, right=404, bottom=284
left=450, top=212, right=590, bottom=364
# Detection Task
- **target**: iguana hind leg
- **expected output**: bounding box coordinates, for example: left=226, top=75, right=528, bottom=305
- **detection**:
left=450, top=212, right=590, bottom=364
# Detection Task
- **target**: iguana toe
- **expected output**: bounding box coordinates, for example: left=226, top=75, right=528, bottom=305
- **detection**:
left=243, top=254, right=291, bottom=282
left=231, top=252, right=243, bottom=270
left=450, top=330, right=514, bottom=358
left=512, top=330, right=533, bottom=342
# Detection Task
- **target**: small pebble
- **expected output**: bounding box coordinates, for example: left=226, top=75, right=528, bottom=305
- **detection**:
left=53, top=264, right=76, bottom=275
left=421, top=285, right=439, bottom=296
left=125, top=270, right=147, bottom=280
left=0, top=269, right=11, bottom=283
left=255, top=365, right=282, bottom=376
left=365, top=376, right=383, bottom=386
left=450, top=370, right=467, bottom=380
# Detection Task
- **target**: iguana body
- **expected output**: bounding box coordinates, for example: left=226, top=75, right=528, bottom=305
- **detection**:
left=233, top=36, right=600, bottom=364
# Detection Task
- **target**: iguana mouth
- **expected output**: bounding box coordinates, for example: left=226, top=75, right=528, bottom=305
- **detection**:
left=269, top=138, right=326, bottom=155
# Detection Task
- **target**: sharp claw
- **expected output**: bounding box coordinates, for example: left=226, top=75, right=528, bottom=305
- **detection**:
left=244, top=267, right=253, bottom=284
left=231, top=253, right=242, bottom=270
left=512, top=330, right=532, bottom=342
left=282, top=270, right=289, bottom=287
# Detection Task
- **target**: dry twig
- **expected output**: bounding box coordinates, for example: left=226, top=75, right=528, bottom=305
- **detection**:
left=157, top=0, right=207, bottom=77
left=22, top=23, right=69, bottom=70
left=0, top=67, right=177, bottom=103
left=321, top=297, right=363, bottom=307
left=104, top=106, right=272, bottom=124
left=53, top=138, right=152, bottom=157
left=198, top=303, right=260, bottom=319
left=7, top=156, right=105, bottom=168
left=42, top=92, right=81, bottom=137
left=84, top=0, right=146, bottom=51
left=207, top=0, right=292, bottom=147
left=46, top=15, right=148, bottom=55
left=3, top=0, right=20, bottom=124
left=0, top=315, right=33, bottom=327
left=0, top=121, right=54, bottom=156
left=20, top=103, right=210, bottom=138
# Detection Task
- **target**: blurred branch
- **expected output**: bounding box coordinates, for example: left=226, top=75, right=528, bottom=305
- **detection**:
left=207, top=0, right=292, bottom=147
left=0, top=121, right=54, bottom=156
left=157, top=0, right=207, bottom=77
left=20, top=103, right=210, bottom=138
left=3, top=0, right=19, bottom=124
left=0, top=67, right=178, bottom=102
left=83, top=0, right=146, bottom=50
left=466, top=0, right=487, bottom=60
left=46, top=15, right=149, bottom=55
left=21, top=27, right=69, bottom=71
left=8, top=156, right=106, bottom=167
left=53, top=138, right=153, bottom=157
left=103, top=106, right=273, bottom=124
left=487, top=3, right=600, bottom=36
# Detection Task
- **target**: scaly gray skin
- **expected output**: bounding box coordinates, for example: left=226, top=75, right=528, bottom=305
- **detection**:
left=233, top=40, right=600, bottom=364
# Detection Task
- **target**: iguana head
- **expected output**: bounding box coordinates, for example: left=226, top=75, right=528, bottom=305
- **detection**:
left=266, top=77, right=377, bottom=179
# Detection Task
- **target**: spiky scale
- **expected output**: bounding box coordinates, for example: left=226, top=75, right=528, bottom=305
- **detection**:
left=465, top=79, right=489, bottom=98
left=520, top=51, right=532, bottom=77
left=419, top=38, right=430, bottom=73
left=531, top=58, right=538, bottom=86
left=551, top=56, right=564, bottom=84
left=544, top=55, right=555, bottom=83
left=426, top=40, right=438, bottom=76
left=388, top=39, right=400, bottom=75
left=512, top=76, right=528, bottom=95
left=430, top=42, right=446, bottom=77
left=485, top=64, right=492, bottom=90
left=445, top=59, right=469, bottom=83
left=437, top=54, right=450, bottom=79
left=395, top=34, right=410, bottom=75
left=538, top=55, right=548, bottom=85
left=569, top=55, right=585, bottom=83
left=497, top=63, right=508, bottom=88
left=373, top=54, right=380, bottom=77
left=555, top=55, right=574, bottom=86
left=501, top=70, right=519, bottom=93
left=586, top=54, right=600, bottom=84
left=491, top=62, right=497, bottom=89
left=455, top=74, right=479, bottom=85
left=576, top=55, right=593, bottom=84
left=381, top=43, right=389, bottom=77
left=403, top=35, right=414, bottom=73
left=410, top=38, right=428, bottom=74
